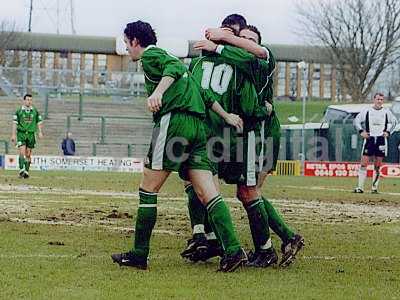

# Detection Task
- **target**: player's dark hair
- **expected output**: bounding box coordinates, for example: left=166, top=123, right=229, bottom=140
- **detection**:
left=23, top=94, right=32, bottom=100
left=124, top=21, right=157, bottom=47
left=220, top=24, right=240, bottom=37
left=246, top=24, right=262, bottom=44
left=374, top=92, right=384, bottom=99
left=221, top=14, right=247, bottom=30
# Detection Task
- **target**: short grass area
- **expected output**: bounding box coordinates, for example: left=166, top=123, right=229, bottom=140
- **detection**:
left=1, top=170, right=399, bottom=299
left=274, top=100, right=332, bottom=124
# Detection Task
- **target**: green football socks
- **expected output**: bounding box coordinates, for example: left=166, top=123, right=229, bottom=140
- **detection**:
left=18, top=155, right=25, bottom=171
left=244, top=198, right=271, bottom=251
left=24, top=159, right=31, bottom=172
left=262, top=196, right=294, bottom=243
left=132, top=189, right=157, bottom=258
left=206, top=195, right=241, bottom=256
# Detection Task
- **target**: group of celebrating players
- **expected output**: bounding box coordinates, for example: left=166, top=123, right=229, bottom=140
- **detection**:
left=111, top=14, right=304, bottom=273
left=10, top=12, right=398, bottom=274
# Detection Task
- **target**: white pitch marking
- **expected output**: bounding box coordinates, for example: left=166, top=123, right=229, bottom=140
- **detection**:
left=302, top=255, right=399, bottom=261
left=280, top=185, right=400, bottom=196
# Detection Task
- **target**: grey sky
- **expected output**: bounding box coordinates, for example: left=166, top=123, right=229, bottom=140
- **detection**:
left=1, top=0, right=302, bottom=44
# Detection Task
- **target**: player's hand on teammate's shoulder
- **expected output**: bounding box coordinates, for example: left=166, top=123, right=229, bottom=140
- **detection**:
left=193, top=40, right=218, bottom=52
left=205, top=27, right=234, bottom=41
left=147, top=91, right=163, bottom=112
left=360, top=131, right=369, bottom=139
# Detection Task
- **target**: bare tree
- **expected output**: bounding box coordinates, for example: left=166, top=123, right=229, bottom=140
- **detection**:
left=0, top=20, right=18, bottom=66
left=297, top=0, right=400, bottom=102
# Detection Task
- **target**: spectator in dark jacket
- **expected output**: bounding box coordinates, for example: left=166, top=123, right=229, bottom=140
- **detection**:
left=61, top=132, right=75, bottom=156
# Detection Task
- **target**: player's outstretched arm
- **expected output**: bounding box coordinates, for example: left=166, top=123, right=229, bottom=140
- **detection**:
left=194, top=40, right=256, bottom=79
left=206, top=28, right=268, bottom=59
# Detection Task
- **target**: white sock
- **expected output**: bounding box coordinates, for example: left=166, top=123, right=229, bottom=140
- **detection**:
left=193, top=224, right=205, bottom=235
left=260, top=238, right=272, bottom=250
left=357, top=167, right=367, bottom=190
left=205, top=232, right=217, bottom=240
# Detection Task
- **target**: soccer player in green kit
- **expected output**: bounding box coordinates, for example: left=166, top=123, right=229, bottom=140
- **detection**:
left=111, top=20, right=247, bottom=272
left=181, top=15, right=279, bottom=268
left=187, top=17, right=304, bottom=267
left=11, top=94, right=43, bottom=178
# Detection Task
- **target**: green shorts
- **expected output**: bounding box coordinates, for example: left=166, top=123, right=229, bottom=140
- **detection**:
left=17, top=131, right=36, bottom=149
left=217, top=129, right=263, bottom=186
left=260, top=111, right=281, bottom=173
left=145, top=111, right=214, bottom=180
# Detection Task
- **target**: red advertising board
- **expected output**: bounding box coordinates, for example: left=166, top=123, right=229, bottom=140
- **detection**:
left=304, top=161, right=400, bottom=177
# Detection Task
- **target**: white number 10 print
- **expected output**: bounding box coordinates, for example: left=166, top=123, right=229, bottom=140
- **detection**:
left=200, top=62, right=233, bottom=95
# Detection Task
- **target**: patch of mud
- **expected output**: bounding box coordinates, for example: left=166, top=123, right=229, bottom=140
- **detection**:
left=1, top=184, right=399, bottom=229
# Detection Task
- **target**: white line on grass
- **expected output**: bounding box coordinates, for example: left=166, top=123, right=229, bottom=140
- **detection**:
left=281, top=185, right=400, bottom=196
left=302, top=255, right=399, bottom=260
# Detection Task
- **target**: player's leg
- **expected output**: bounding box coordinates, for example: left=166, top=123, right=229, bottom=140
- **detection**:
left=24, top=148, right=32, bottom=178
left=371, top=157, right=383, bottom=193
left=258, top=115, right=304, bottom=266
left=203, top=175, right=223, bottom=256
left=180, top=180, right=208, bottom=260
left=371, top=136, right=387, bottom=193
left=24, top=132, right=36, bottom=177
left=111, top=168, right=171, bottom=269
left=111, top=168, right=170, bottom=269
left=355, top=137, right=372, bottom=193
left=18, top=145, right=26, bottom=178
left=217, top=129, right=277, bottom=267
left=15, top=130, right=27, bottom=177
left=257, top=172, right=295, bottom=243
left=237, top=184, right=278, bottom=268
left=188, top=169, right=246, bottom=272
left=181, top=175, right=223, bottom=261
left=355, top=155, right=369, bottom=192
left=112, top=112, right=178, bottom=269
left=257, top=170, right=304, bottom=267
left=185, top=116, right=246, bottom=271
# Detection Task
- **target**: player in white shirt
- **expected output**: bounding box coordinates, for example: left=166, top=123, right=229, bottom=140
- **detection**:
left=353, top=93, right=397, bottom=193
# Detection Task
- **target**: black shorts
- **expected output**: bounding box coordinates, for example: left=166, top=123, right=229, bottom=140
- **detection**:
left=361, top=136, right=387, bottom=157
left=217, top=130, right=262, bottom=187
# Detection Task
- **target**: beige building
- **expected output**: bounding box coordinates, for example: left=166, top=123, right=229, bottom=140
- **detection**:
left=0, top=31, right=343, bottom=100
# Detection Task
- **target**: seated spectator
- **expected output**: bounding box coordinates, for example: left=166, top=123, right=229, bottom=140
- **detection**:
left=61, top=132, right=75, bottom=156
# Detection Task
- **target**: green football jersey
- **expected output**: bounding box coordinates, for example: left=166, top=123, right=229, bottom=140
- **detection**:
left=262, top=46, right=276, bottom=104
left=141, top=46, right=206, bottom=121
left=13, top=106, right=42, bottom=133
left=215, top=45, right=275, bottom=104
left=189, top=50, right=267, bottom=137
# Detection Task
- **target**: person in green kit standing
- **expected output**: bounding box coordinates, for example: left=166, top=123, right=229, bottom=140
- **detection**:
left=181, top=20, right=277, bottom=267
left=111, top=20, right=246, bottom=272
left=191, top=21, right=304, bottom=267
left=11, top=94, right=43, bottom=178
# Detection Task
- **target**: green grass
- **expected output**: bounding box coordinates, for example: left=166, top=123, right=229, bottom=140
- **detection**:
left=1, top=170, right=399, bottom=299
left=274, top=100, right=331, bottom=124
